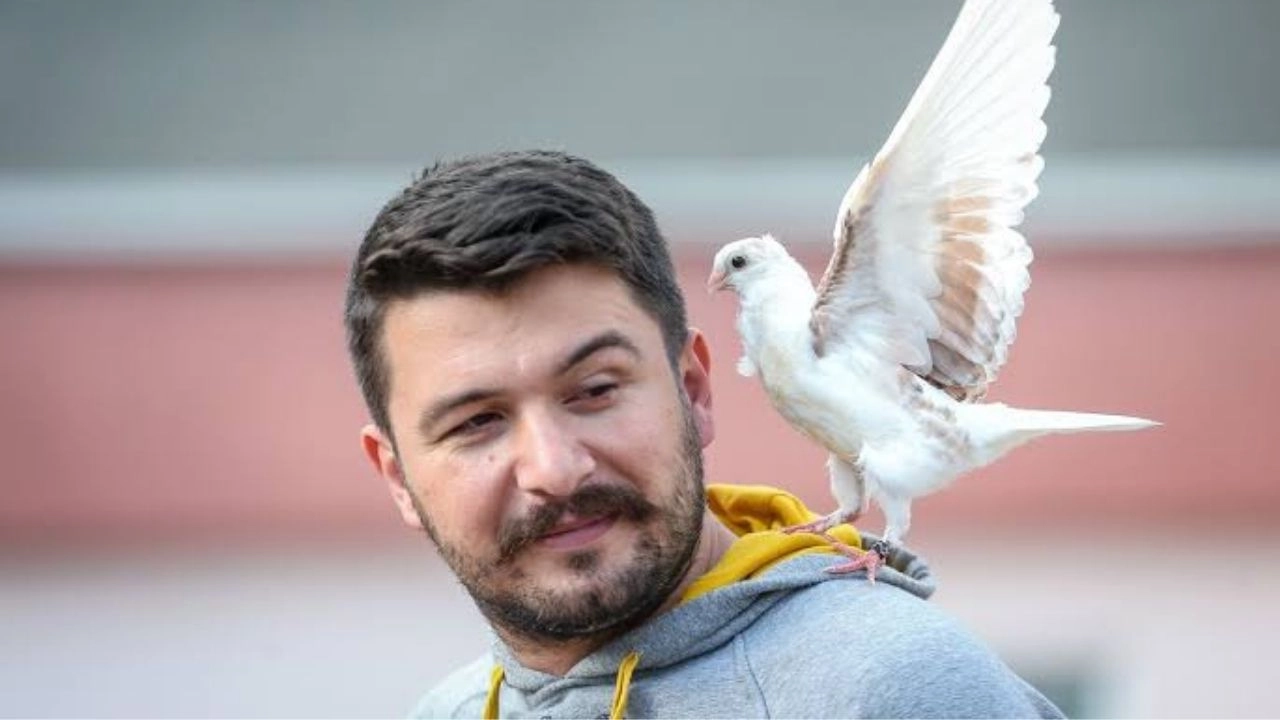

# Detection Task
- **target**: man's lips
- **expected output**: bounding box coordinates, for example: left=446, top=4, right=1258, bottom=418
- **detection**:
left=496, top=485, right=657, bottom=562
left=536, top=514, right=617, bottom=550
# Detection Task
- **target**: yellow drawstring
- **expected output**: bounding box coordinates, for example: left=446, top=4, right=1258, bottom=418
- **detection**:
left=609, top=651, right=642, bottom=720
left=483, top=664, right=504, bottom=720
left=482, top=651, right=640, bottom=719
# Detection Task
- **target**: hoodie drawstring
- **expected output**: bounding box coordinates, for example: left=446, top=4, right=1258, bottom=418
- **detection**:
left=609, top=651, right=641, bottom=719
left=483, top=651, right=641, bottom=720
left=483, top=665, right=504, bottom=720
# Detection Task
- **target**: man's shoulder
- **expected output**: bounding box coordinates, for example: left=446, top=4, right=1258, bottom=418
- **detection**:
left=410, top=653, right=492, bottom=719
left=743, top=571, right=943, bottom=655
left=739, top=576, right=1062, bottom=717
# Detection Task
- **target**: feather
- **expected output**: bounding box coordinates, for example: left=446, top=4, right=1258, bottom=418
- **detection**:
left=811, top=0, right=1059, bottom=401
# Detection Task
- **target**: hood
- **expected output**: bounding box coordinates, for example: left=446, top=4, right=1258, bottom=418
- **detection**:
left=485, top=484, right=935, bottom=717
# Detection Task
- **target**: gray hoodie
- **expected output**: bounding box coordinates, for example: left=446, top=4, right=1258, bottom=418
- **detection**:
left=413, top=536, right=1062, bottom=719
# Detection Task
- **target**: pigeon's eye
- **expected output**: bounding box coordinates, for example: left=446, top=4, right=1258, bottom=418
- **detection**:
left=730, top=255, right=747, bottom=270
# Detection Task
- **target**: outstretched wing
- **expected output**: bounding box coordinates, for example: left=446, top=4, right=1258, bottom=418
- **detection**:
left=810, top=0, right=1058, bottom=401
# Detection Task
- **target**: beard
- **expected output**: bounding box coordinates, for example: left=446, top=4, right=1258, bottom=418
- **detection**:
left=412, top=404, right=706, bottom=646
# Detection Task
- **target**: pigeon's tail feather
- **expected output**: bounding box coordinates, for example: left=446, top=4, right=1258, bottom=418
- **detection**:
left=964, top=403, right=1159, bottom=462
left=1001, top=407, right=1159, bottom=434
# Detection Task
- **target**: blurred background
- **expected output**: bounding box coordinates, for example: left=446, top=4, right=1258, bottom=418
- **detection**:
left=2, top=0, right=1278, bottom=716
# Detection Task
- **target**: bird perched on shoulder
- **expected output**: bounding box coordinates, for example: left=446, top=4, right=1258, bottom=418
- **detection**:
left=708, top=0, right=1157, bottom=582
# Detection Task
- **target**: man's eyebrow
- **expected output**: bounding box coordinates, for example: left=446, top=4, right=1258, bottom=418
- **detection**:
left=418, top=388, right=499, bottom=439
left=557, top=330, right=642, bottom=376
left=416, top=331, right=640, bottom=439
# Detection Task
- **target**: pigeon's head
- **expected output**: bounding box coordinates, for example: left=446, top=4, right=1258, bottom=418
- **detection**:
left=707, top=234, right=791, bottom=295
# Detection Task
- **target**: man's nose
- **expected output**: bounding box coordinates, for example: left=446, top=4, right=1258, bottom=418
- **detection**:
left=513, top=407, right=596, bottom=497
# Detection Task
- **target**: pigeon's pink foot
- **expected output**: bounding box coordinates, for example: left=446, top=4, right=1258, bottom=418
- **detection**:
left=822, top=534, right=889, bottom=585
left=781, top=516, right=836, bottom=536
left=781, top=510, right=858, bottom=537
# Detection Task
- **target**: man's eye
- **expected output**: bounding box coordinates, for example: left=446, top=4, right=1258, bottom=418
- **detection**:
left=572, top=383, right=618, bottom=405
left=448, top=412, right=501, bottom=437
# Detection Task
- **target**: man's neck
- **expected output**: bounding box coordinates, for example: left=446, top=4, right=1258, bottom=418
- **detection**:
left=499, top=510, right=736, bottom=676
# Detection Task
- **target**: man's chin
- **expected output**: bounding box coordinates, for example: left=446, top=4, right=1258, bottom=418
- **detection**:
left=476, top=576, right=649, bottom=643
left=478, top=536, right=676, bottom=642
left=514, top=545, right=628, bottom=594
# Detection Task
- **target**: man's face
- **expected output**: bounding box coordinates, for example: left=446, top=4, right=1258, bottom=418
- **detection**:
left=363, top=264, right=715, bottom=643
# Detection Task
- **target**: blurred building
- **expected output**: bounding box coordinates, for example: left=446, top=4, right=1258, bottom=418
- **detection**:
left=2, top=1, right=1279, bottom=717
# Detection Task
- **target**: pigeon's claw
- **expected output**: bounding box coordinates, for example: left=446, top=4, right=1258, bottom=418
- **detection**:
left=822, top=535, right=889, bottom=585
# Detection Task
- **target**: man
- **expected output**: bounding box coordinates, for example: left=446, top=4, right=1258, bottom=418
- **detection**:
left=346, top=150, right=1063, bottom=718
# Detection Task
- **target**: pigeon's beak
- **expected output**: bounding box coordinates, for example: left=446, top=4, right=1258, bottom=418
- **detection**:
left=706, top=268, right=729, bottom=294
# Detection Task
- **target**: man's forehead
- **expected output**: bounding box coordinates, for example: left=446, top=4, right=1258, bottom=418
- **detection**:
left=379, top=265, right=661, bottom=384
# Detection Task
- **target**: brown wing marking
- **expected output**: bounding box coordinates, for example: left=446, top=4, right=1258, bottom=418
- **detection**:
left=922, top=192, right=1010, bottom=401
left=809, top=165, right=883, bottom=357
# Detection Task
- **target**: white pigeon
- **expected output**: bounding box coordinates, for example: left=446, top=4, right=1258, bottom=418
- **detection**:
left=707, top=0, right=1156, bottom=580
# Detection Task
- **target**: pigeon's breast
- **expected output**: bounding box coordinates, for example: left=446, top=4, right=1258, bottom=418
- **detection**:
left=759, top=350, right=866, bottom=459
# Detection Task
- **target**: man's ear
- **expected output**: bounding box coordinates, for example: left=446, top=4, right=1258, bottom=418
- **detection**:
left=360, top=424, right=423, bottom=529
left=680, top=328, right=715, bottom=448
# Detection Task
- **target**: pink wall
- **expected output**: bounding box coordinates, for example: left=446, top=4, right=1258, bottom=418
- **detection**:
left=2, top=244, right=1276, bottom=547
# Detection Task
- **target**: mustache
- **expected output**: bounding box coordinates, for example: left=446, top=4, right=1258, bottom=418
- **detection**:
left=497, top=484, right=659, bottom=563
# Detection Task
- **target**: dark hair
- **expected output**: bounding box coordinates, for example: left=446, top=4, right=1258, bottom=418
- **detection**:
left=344, top=150, right=688, bottom=434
